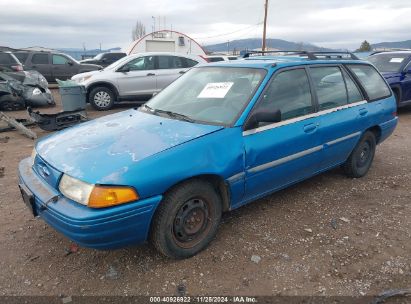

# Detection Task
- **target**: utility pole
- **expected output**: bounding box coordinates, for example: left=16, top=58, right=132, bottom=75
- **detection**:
left=262, top=0, right=269, bottom=52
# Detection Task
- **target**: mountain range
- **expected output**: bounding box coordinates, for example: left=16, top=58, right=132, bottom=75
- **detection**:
left=204, top=38, right=332, bottom=53
left=204, top=38, right=411, bottom=53
left=372, top=40, right=411, bottom=50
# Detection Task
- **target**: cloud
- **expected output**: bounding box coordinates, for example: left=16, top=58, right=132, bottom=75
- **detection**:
left=0, top=0, right=410, bottom=50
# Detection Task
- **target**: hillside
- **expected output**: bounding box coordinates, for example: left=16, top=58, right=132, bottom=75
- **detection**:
left=372, top=40, right=411, bottom=49
left=204, top=38, right=331, bottom=53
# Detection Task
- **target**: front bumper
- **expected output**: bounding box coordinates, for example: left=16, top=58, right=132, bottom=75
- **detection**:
left=18, top=158, right=162, bottom=249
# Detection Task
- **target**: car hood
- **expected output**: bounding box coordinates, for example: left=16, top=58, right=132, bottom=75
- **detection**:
left=71, top=70, right=100, bottom=80
left=35, top=110, right=223, bottom=183
left=381, top=71, right=401, bottom=80
left=79, top=59, right=96, bottom=64
left=80, top=63, right=102, bottom=70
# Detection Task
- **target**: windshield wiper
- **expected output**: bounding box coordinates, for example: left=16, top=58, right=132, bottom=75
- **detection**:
left=141, top=104, right=195, bottom=123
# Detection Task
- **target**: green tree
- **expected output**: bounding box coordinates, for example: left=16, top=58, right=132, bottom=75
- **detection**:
left=358, top=40, right=372, bottom=52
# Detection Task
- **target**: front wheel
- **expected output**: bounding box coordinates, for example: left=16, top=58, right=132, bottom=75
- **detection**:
left=89, top=86, right=115, bottom=110
left=343, top=131, right=376, bottom=178
left=150, top=180, right=222, bottom=259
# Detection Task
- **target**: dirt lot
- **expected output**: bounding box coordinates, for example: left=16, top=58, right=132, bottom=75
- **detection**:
left=0, top=90, right=410, bottom=299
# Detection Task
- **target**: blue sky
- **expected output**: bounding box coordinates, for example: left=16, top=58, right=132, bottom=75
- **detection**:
left=1, top=0, right=410, bottom=50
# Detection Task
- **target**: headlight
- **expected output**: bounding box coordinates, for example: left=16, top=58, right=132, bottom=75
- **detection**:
left=59, top=174, right=139, bottom=208
left=32, top=88, right=42, bottom=95
left=74, top=75, right=92, bottom=83
left=59, top=174, right=93, bottom=206
left=31, top=148, right=37, bottom=166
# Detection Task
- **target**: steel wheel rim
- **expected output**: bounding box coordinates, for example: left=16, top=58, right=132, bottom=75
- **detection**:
left=172, top=197, right=212, bottom=249
left=94, top=91, right=111, bottom=107
left=357, top=140, right=371, bottom=168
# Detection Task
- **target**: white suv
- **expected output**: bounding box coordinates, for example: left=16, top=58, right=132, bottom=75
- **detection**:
left=72, top=52, right=206, bottom=110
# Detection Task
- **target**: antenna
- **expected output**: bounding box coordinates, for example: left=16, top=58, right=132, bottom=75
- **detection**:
left=262, top=0, right=269, bottom=51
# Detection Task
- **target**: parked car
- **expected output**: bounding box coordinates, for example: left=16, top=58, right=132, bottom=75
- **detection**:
left=204, top=55, right=239, bottom=62
left=18, top=52, right=397, bottom=259
left=71, top=52, right=207, bottom=110
left=79, top=52, right=127, bottom=67
left=0, top=51, right=26, bottom=81
left=368, top=51, right=411, bottom=107
left=0, top=70, right=54, bottom=110
left=13, top=51, right=102, bottom=82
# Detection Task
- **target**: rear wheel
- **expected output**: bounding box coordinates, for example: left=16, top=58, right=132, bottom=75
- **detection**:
left=150, top=180, right=222, bottom=259
left=89, top=86, right=115, bottom=110
left=343, top=131, right=376, bottom=178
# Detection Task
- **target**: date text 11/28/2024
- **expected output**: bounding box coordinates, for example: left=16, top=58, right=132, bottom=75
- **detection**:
left=149, top=296, right=257, bottom=303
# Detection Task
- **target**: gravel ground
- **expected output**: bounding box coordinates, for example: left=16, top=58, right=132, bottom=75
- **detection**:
left=0, top=90, right=410, bottom=299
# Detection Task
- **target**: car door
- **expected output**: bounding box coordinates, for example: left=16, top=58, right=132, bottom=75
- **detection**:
left=242, top=67, right=322, bottom=202
left=116, top=55, right=157, bottom=96
left=309, top=65, right=368, bottom=170
left=155, top=56, right=189, bottom=92
left=29, top=53, right=52, bottom=81
left=52, top=54, right=77, bottom=80
left=400, top=58, right=411, bottom=102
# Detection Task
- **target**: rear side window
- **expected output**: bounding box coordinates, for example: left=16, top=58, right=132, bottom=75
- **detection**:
left=208, top=57, right=224, bottom=62
left=258, top=68, right=313, bottom=120
left=310, top=67, right=347, bottom=110
left=341, top=69, right=363, bottom=103
left=32, top=54, right=49, bottom=64
left=184, top=58, right=198, bottom=68
left=14, top=53, right=29, bottom=63
left=0, top=53, right=15, bottom=64
left=346, top=64, right=391, bottom=101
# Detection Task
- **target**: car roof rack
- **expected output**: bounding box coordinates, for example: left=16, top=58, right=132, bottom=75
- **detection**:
left=243, top=50, right=360, bottom=60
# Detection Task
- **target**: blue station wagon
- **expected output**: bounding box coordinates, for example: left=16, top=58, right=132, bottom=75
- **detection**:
left=18, top=51, right=398, bottom=259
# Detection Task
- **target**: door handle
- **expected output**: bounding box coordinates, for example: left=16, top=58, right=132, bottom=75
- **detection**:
left=303, top=123, right=317, bottom=133
left=179, top=71, right=186, bottom=74
left=146, top=73, right=155, bottom=76
left=359, top=108, right=368, bottom=116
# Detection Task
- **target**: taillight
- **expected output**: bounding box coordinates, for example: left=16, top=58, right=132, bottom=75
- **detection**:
left=11, top=65, right=23, bottom=71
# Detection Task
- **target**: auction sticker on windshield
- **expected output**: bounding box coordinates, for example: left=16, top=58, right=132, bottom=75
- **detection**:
left=198, top=82, right=234, bottom=98
left=389, top=58, right=405, bottom=63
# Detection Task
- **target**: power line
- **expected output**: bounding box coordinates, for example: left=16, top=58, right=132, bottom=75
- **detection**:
left=194, top=22, right=263, bottom=41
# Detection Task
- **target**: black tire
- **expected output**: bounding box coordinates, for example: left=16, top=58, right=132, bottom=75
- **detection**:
left=0, top=94, right=25, bottom=111
left=150, top=180, right=222, bottom=259
left=89, top=86, right=115, bottom=111
left=343, top=131, right=376, bottom=178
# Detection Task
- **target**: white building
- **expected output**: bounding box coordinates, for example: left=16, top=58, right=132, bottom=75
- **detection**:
left=127, top=30, right=206, bottom=56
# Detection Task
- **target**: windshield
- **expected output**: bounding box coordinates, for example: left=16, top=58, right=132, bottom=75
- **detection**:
left=142, top=67, right=266, bottom=125
left=368, top=53, right=410, bottom=72
left=104, top=55, right=132, bottom=70
left=93, top=53, right=104, bottom=60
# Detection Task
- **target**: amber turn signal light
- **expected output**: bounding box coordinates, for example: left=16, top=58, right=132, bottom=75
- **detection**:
left=88, top=186, right=139, bottom=208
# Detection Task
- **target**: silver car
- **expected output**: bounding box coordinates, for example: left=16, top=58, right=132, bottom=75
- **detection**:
left=71, top=52, right=207, bottom=110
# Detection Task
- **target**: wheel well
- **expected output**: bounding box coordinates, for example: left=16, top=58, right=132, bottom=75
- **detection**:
left=86, top=82, right=119, bottom=102
left=367, top=126, right=382, bottom=144
left=165, top=175, right=231, bottom=212
left=391, top=86, right=400, bottom=102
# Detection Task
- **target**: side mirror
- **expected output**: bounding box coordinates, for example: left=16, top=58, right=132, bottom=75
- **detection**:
left=67, top=61, right=74, bottom=66
left=118, top=65, right=130, bottom=73
left=244, top=108, right=281, bottom=131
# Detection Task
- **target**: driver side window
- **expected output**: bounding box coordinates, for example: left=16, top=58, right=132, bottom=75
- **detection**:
left=125, top=56, right=155, bottom=71
left=258, top=68, right=314, bottom=121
